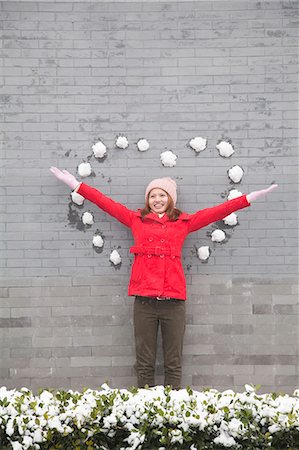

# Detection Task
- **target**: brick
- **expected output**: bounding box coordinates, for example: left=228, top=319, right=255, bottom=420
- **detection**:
left=70, top=356, right=112, bottom=367
left=0, top=317, right=32, bottom=328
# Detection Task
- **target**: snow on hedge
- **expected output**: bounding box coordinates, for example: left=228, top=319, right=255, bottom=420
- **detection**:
left=0, top=384, right=298, bottom=450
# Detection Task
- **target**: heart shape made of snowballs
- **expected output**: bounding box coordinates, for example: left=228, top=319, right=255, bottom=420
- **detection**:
left=71, top=136, right=244, bottom=266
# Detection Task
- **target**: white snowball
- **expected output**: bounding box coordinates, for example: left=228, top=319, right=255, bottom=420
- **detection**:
left=228, top=165, right=244, bottom=183
left=78, top=162, right=92, bottom=178
left=227, top=189, right=243, bottom=200
left=160, top=150, right=177, bottom=167
left=211, top=229, right=226, bottom=242
left=82, top=212, right=94, bottom=225
left=216, top=141, right=234, bottom=157
left=116, top=135, right=129, bottom=149
left=223, top=213, right=238, bottom=226
left=137, top=138, right=150, bottom=152
left=92, top=235, right=104, bottom=247
left=197, top=246, right=210, bottom=260
left=189, top=137, right=207, bottom=153
left=71, top=191, right=85, bottom=206
left=92, top=141, right=107, bottom=158
left=110, top=249, right=121, bottom=265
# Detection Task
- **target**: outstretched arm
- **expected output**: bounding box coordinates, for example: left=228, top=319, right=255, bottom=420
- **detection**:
left=188, top=194, right=250, bottom=233
left=49, top=166, right=135, bottom=228
left=188, top=184, right=278, bottom=233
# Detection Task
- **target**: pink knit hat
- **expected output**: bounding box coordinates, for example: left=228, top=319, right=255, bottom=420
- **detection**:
left=145, top=177, right=177, bottom=205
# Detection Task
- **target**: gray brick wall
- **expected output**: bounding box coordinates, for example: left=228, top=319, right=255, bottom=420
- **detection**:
left=1, top=0, right=298, bottom=393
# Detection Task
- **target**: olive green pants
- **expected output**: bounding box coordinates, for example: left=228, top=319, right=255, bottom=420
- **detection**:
left=133, top=296, right=186, bottom=389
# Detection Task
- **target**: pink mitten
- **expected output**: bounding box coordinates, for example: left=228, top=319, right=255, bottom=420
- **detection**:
left=49, top=167, right=80, bottom=190
left=246, top=184, right=278, bottom=203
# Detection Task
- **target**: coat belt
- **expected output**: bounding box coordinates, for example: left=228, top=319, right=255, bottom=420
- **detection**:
left=130, top=246, right=180, bottom=257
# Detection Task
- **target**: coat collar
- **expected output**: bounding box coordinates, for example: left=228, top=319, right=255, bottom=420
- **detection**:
left=135, top=210, right=190, bottom=222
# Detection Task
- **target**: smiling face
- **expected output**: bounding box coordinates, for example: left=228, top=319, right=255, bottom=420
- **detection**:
left=148, top=188, right=170, bottom=214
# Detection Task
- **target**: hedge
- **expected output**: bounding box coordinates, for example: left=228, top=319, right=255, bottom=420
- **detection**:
left=0, top=384, right=298, bottom=449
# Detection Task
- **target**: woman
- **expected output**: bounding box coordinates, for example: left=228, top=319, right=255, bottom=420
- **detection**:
left=50, top=166, right=277, bottom=389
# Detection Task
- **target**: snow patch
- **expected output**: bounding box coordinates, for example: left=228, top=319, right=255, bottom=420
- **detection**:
left=216, top=141, right=234, bottom=158
left=92, top=235, right=104, bottom=248
left=82, top=212, right=94, bottom=225
left=110, top=250, right=121, bottom=265
left=211, top=229, right=226, bottom=242
left=137, top=139, right=150, bottom=152
left=228, top=165, right=244, bottom=183
left=214, top=430, right=237, bottom=447
left=116, top=135, right=129, bottom=149
left=197, top=246, right=210, bottom=260
left=92, top=141, right=107, bottom=158
left=189, top=137, right=207, bottom=153
left=160, top=150, right=177, bottom=167
left=223, top=213, right=238, bottom=226
left=71, top=191, right=84, bottom=206
left=227, top=189, right=243, bottom=200
left=78, top=162, right=92, bottom=178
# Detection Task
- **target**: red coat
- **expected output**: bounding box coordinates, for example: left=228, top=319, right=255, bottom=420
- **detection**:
left=77, top=183, right=251, bottom=300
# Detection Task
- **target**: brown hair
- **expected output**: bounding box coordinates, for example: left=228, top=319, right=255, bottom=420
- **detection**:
left=140, top=193, right=182, bottom=221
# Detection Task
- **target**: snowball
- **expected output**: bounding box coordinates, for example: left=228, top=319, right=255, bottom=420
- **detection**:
left=223, top=213, right=238, bottom=226
left=92, top=140, right=107, bottom=158
left=78, top=162, right=92, bottom=178
left=92, top=235, right=104, bottom=248
left=160, top=150, right=177, bottom=167
left=189, top=136, right=207, bottom=153
left=116, top=135, right=129, bottom=149
left=197, top=246, right=210, bottom=260
left=228, top=165, right=243, bottom=183
left=227, top=189, right=243, bottom=200
left=82, top=212, right=94, bottom=225
left=71, top=191, right=85, bottom=206
left=137, top=138, right=149, bottom=152
left=216, top=141, right=234, bottom=157
left=211, top=229, right=226, bottom=242
left=110, top=250, right=121, bottom=265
